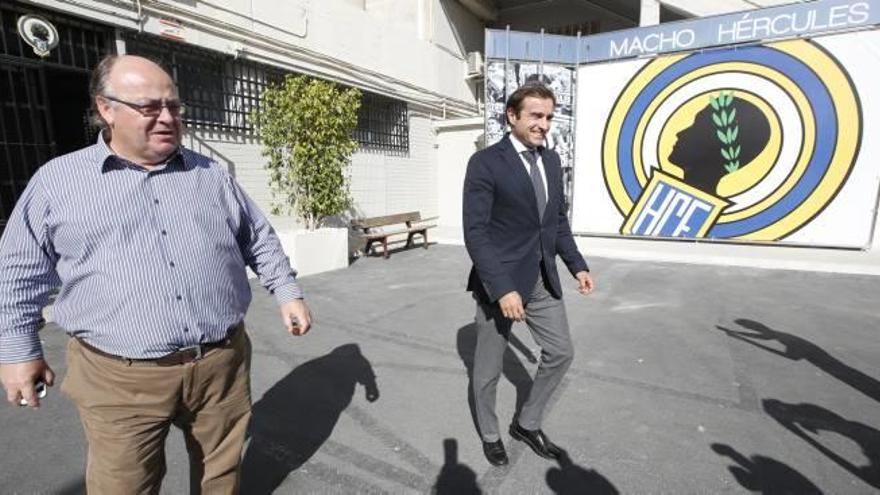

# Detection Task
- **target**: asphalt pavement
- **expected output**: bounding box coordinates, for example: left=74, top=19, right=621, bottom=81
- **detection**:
left=1, top=244, right=878, bottom=494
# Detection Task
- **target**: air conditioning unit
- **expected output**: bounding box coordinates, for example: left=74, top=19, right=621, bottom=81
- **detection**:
left=466, top=51, right=484, bottom=78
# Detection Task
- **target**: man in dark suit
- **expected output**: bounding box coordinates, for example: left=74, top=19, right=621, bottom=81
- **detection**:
left=463, top=83, right=594, bottom=466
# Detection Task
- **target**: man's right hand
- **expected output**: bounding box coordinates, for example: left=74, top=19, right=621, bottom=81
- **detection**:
left=0, top=359, right=54, bottom=409
left=498, top=291, right=525, bottom=321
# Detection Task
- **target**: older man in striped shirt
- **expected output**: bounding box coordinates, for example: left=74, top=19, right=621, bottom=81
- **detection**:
left=0, top=54, right=312, bottom=493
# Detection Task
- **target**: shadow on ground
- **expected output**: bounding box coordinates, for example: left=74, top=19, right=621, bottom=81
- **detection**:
left=546, top=451, right=619, bottom=494
left=432, top=438, right=481, bottom=494
left=764, top=399, right=880, bottom=489
left=240, top=343, right=379, bottom=494
left=717, top=318, right=880, bottom=403
left=54, top=477, right=86, bottom=495
left=712, top=443, right=822, bottom=494
left=716, top=317, right=880, bottom=491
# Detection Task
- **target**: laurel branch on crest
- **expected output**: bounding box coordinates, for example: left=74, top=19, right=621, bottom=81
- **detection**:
left=710, top=91, right=741, bottom=173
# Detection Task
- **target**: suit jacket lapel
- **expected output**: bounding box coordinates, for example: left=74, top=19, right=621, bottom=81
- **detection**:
left=498, top=136, right=542, bottom=220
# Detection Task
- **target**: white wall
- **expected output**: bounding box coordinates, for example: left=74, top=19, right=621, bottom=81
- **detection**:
left=180, top=130, right=299, bottom=233
left=434, top=117, right=483, bottom=243
left=350, top=112, right=441, bottom=219
left=434, top=0, right=485, bottom=56
left=293, top=0, right=473, bottom=108
left=433, top=117, right=880, bottom=274
left=183, top=111, right=443, bottom=240
left=30, top=0, right=480, bottom=116
left=664, top=0, right=808, bottom=18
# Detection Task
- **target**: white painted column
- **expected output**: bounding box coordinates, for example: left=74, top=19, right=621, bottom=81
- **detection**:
left=640, top=0, right=661, bottom=26
left=417, top=0, right=433, bottom=41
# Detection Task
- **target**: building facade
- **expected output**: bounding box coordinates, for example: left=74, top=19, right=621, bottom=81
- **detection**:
left=7, top=0, right=872, bottom=273
left=1, top=0, right=484, bottom=238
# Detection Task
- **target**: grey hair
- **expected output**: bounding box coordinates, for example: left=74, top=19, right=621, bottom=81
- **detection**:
left=89, top=54, right=119, bottom=129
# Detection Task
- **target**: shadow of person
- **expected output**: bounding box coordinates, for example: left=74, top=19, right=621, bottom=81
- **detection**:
left=240, top=343, right=379, bottom=494
left=432, top=438, right=481, bottom=495
left=717, top=318, right=880, bottom=403
left=54, top=477, right=86, bottom=495
left=546, top=451, right=619, bottom=494
left=711, top=443, right=821, bottom=494
left=456, top=323, right=536, bottom=438
left=763, top=399, right=880, bottom=488
left=669, top=93, right=770, bottom=196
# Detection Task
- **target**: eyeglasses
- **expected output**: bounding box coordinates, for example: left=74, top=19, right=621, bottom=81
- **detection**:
left=100, top=94, right=186, bottom=118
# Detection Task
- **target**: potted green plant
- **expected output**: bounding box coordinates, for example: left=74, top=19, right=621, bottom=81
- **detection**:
left=254, top=74, right=361, bottom=275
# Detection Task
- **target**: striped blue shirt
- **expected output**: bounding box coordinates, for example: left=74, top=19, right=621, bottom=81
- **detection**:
left=0, top=135, right=301, bottom=363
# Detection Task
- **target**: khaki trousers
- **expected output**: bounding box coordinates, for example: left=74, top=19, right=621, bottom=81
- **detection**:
left=61, top=328, right=252, bottom=495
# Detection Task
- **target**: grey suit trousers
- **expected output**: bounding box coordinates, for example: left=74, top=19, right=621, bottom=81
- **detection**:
left=472, top=277, right=574, bottom=442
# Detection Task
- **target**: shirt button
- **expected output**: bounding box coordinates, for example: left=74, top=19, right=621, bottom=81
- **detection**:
left=183, top=327, right=189, bottom=333
left=169, top=261, right=175, bottom=267
left=154, top=199, right=159, bottom=205
left=176, top=295, right=182, bottom=301
left=161, top=230, right=167, bottom=235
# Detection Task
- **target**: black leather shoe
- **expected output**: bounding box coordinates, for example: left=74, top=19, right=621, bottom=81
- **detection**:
left=482, top=440, right=509, bottom=466
left=509, top=423, right=563, bottom=460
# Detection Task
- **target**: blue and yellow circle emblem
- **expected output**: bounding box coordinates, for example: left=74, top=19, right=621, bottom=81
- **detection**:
left=602, top=40, right=862, bottom=240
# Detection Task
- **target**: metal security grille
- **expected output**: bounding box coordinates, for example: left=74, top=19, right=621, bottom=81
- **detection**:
left=0, top=2, right=107, bottom=71
left=0, top=2, right=113, bottom=231
left=0, top=64, right=53, bottom=230
left=124, top=33, right=284, bottom=132
left=124, top=33, right=410, bottom=151
left=224, top=61, right=285, bottom=130
left=355, top=92, right=409, bottom=154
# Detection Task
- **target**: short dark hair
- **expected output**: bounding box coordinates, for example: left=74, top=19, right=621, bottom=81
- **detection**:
left=505, top=83, right=556, bottom=119
left=89, top=54, right=120, bottom=129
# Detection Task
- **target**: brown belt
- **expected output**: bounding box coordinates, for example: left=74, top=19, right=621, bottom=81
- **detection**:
left=75, top=323, right=243, bottom=366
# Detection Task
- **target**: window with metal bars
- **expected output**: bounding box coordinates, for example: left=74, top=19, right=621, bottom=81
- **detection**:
left=355, top=92, right=409, bottom=154
left=123, top=33, right=409, bottom=152
left=1, top=2, right=114, bottom=231
left=123, top=33, right=283, bottom=132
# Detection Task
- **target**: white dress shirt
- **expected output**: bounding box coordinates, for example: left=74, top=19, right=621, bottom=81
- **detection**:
left=508, top=133, right=548, bottom=199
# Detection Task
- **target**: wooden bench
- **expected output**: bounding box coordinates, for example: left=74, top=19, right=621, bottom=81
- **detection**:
left=351, top=211, right=438, bottom=259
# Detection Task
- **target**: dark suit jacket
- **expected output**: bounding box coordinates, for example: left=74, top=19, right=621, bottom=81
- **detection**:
left=463, top=134, right=588, bottom=303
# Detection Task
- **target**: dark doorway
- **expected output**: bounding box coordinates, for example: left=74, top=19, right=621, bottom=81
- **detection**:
left=0, top=65, right=91, bottom=232
left=45, top=68, right=92, bottom=155
left=0, top=62, right=54, bottom=231
left=0, top=1, right=113, bottom=231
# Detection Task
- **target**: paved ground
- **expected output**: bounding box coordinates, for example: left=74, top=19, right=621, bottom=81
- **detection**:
left=1, top=244, right=879, bottom=494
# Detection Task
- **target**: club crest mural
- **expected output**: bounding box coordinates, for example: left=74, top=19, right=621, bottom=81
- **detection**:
left=486, top=3, right=880, bottom=248
left=601, top=40, right=861, bottom=241
left=570, top=30, right=880, bottom=248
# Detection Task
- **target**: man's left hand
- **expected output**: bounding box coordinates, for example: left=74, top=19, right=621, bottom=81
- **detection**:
left=280, top=299, right=312, bottom=336
left=575, top=271, right=594, bottom=295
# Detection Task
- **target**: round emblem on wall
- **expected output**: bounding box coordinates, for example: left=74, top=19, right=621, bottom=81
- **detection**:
left=602, top=40, right=862, bottom=240
left=17, top=15, right=60, bottom=58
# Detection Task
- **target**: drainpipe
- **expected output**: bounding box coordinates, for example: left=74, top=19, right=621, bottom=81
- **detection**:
left=135, top=0, right=144, bottom=32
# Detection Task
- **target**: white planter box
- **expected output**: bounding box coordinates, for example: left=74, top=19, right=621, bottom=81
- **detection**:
left=277, top=227, right=349, bottom=277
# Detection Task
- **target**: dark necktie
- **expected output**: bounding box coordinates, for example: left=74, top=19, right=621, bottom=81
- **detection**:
left=522, top=149, right=546, bottom=219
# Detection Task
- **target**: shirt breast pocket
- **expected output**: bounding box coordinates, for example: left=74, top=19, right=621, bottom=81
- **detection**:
left=190, top=202, right=241, bottom=252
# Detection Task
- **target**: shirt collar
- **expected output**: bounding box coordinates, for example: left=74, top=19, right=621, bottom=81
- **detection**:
left=94, top=130, right=115, bottom=171
left=508, top=133, right=541, bottom=156
left=96, top=130, right=184, bottom=173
